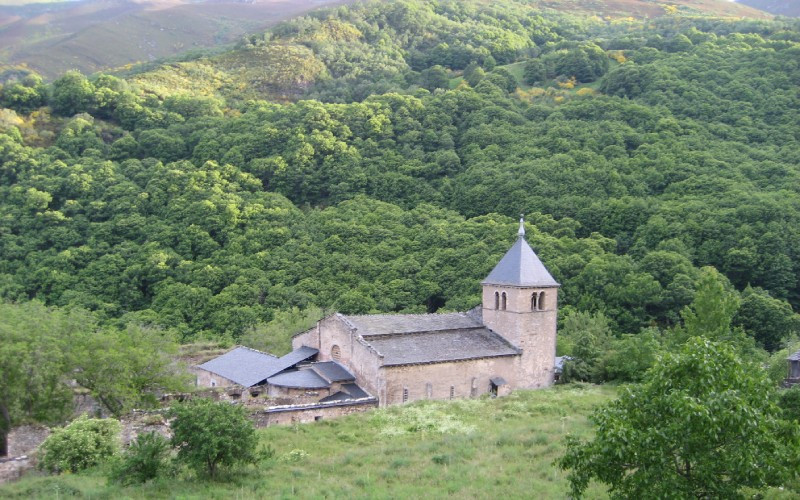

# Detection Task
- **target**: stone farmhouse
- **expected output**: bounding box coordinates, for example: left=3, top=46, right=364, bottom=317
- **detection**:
left=195, top=219, right=559, bottom=421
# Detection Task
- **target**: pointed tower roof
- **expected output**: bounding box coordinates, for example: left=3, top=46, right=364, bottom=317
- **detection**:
left=482, top=218, right=560, bottom=287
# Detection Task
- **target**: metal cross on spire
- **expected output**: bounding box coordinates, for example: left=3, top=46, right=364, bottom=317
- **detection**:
left=518, top=214, right=525, bottom=238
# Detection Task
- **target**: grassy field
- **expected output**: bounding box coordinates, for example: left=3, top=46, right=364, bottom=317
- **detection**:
left=0, top=384, right=615, bottom=499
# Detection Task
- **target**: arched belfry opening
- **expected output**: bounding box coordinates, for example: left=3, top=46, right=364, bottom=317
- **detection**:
left=501, top=292, right=507, bottom=310
left=494, top=291, right=500, bottom=310
left=531, top=292, right=538, bottom=311
left=538, top=291, right=545, bottom=310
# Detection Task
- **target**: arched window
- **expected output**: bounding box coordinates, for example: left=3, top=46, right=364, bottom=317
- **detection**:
left=501, top=292, right=507, bottom=310
left=494, top=291, right=500, bottom=310
left=538, top=291, right=545, bottom=311
left=331, top=345, right=341, bottom=361
left=531, top=292, right=538, bottom=311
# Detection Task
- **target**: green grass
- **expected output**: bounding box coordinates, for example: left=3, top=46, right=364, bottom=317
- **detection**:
left=0, top=384, right=615, bottom=498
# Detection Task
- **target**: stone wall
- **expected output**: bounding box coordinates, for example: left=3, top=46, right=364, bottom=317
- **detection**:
left=252, top=399, right=378, bottom=426
left=381, top=356, right=518, bottom=406
left=481, top=284, right=558, bottom=389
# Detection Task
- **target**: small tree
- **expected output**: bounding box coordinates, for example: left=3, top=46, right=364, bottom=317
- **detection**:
left=39, top=416, right=121, bottom=473
left=111, top=431, right=172, bottom=485
left=560, top=338, right=799, bottom=498
left=170, top=399, right=257, bottom=478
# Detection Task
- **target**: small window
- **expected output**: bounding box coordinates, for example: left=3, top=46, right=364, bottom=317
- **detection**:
left=494, top=291, right=500, bottom=310
left=314, top=416, right=323, bottom=422
left=211, top=378, right=216, bottom=387
left=501, top=292, right=507, bottom=311
left=402, top=388, right=409, bottom=403
left=331, top=345, right=341, bottom=361
left=450, top=386, right=455, bottom=399
left=531, top=293, right=538, bottom=311
left=539, top=291, right=546, bottom=311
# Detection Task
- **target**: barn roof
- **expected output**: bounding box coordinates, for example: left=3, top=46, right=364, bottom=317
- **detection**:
left=197, top=345, right=318, bottom=387
left=197, top=347, right=279, bottom=387
left=362, top=327, right=519, bottom=366
left=482, top=235, right=559, bottom=287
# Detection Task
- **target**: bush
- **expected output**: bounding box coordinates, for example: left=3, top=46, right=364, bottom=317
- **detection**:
left=39, top=416, right=121, bottom=473
left=111, top=432, right=173, bottom=485
left=170, top=399, right=257, bottom=477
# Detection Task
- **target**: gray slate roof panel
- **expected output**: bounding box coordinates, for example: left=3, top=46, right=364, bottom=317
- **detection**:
left=788, top=350, right=800, bottom=361
left=344, top=312, right=481, bottom=335
left=198, top=345, right=319, bottom=387
left=271, top=346, right=319, bottom=373
left=267, top=369, right=329, bottom=389
left=482, top=237, right=559, bottom=287
left=363, top=327, right=519, bottom=366
left=312, top=361, right=355, bottom=382
left=341, top=383, right=369, bottom=399
left=197, top=347, right=279, bottom=387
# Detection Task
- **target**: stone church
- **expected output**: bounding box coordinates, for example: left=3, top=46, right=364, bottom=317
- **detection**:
left=196, top=219, right=559, bottom=411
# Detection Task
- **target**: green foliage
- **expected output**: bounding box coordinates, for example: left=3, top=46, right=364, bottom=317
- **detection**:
left=559, top=311, right=612, bottom=383
left=0, top=301, right=84, bottom=456
left=596, top=328, right=663, bottom=382
left=72, top=325, right=188, bottom=417
left=239, top=306, right=324, bottom=355
left=560, top=338, right=800, bottom=498
left=734, top=286, right=800, bottom=352
left=111, top=432, right=173, bottom=485
left=39, top=416, right=121, bottom=474
left=51, top=71, right=95, bottom=116
left=523, top=58, right=546, bottom=85
left=169, top=399, right=257, bottom=477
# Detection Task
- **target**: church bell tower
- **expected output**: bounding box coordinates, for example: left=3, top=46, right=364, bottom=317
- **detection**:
left=481, top=217, right=559, bottom=388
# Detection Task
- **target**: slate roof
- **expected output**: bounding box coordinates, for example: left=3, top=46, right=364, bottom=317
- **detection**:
left=787, top=350, right=800, bottom=361
left=312, top=361, right=355, bottom=382
left=267, top=369, right=329, bottom=389
left=197, top=347, right=278, bottom=387
left=197, top=345, right=319, bottom=387
left=271, top=346, right=319, bottom=373
left=319, top=383, right=371, bottom=403
left=362, top=327, right=519, bottom=366
left=344, top=312, right=481, bottom=335
left=482, top=236, right=559, bottom=287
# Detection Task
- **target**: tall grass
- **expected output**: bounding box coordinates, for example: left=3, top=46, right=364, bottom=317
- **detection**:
left=1, top=384, right=614, bottom=499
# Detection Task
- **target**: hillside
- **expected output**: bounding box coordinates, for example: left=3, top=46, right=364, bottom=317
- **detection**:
left=0, top=386, right=615, bottom=498
left=738, top=0, right=800, bottom=17
left=0, top=0, right=350, bottom=79
left=1, top=0, right=799, bottom=346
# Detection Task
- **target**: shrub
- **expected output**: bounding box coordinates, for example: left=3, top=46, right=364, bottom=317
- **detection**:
left=170, top=399, right=257, bottom=477
left=111, top=432, right=172, bottom=485
left=39, top=416, right=121, bottom=473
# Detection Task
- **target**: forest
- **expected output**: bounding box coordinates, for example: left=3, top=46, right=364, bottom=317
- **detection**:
left=2, top=0, right=800, bottom=494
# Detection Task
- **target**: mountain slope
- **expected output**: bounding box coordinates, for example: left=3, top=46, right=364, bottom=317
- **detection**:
left=0, top=0, right=351, bottom=79
left=737, top=0, right=800, bottom=17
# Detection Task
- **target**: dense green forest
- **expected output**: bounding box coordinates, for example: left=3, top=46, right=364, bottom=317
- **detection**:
left=1, top=0, right=799, bottom=357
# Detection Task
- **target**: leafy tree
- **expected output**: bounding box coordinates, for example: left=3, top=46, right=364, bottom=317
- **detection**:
left=0, top=302, right=82, bottom=456
left=420, top=65, right=450, bottom=91
left=0, top=73, right=47, bottom=114
left=734, top=286, right=799, bottom=352
left=72, top=325, right=187, bottom=416
left=559, top=311, right=612, bottom=382
left=169, top=399, right=257, bottom=478
left=39, top=415, right=121, bottom=473
left=51, top=71, right=95, bottom=116
left=560, top=338, right=800, bottom=498
left=523, top=59, right=546, bottom=85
